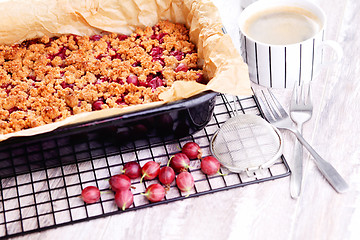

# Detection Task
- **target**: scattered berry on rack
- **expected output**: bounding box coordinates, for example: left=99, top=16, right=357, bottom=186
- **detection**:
left=142, top=184, right=166, bottom=203
left=140, top=161, right=161, bottom=182
left=181, top=142, right=203, bottom=159
left=81, top=186, right=101, bottom=204
left=122, top=161, right=142, bottom=179
left=200, top=156, right=222, bottom=176
left=115, top=189, right=134, bottom=211
left=159, top=166, right=176, bottom=187
left=176, top=172, right=195, bottom=197
left=109, top=174, right=132, bottom=192
left=80, top=141, right=223, bottom=207
left=169, top=153, right=191, bottom=173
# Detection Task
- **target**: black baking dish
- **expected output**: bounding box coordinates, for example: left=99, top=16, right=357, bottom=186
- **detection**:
left=0, top=91, right=217, bottom=178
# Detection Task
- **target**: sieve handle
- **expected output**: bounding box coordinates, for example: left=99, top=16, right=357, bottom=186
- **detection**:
left=291, top=129, right=349, bottom=193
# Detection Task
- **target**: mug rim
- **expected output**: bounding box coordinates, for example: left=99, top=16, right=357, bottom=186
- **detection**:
left=238, top=0, right=327, bottom=47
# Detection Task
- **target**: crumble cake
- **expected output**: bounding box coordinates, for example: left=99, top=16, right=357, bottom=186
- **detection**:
left=0, top=21, right=206, bottom=134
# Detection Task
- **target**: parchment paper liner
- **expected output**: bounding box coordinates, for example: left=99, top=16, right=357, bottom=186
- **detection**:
left=0, top=0, right=251, bottom=141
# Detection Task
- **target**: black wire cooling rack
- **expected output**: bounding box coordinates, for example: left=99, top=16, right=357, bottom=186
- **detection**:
left=0, top=94, right=290, bottom=239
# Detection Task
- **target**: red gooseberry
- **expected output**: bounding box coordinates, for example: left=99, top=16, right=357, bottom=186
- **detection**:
left=142, top=184, right=166, bottom=203
left=81, top=186, right=100, bottom=204
left=109, top=174, right=131, bottom=192
left=176, top=172, right=194, bottom=197
left=169, top=153, right=191, bottom=173
left=201, top=156, right=221, bottom=175
left=175, top=63, right=188, bottom=72
left=92, top=100, right=103, bottom=111
left=141, top=161, right=160, bottom=182
left=115, top=189, right=134, bottom=211
left=127, top=74, right=138, bottom=86
left=182, top=142, right=202, bottom=159
left=158, top=166, right=175, bottom=186
left=123, top=161, right=142, bottom=179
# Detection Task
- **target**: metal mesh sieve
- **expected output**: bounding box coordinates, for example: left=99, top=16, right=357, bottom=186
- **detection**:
left=210, top=98, right=283, bottom=173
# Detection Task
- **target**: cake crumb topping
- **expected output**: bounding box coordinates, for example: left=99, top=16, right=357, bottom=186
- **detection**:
left=0, top=21, right=206, bottom=134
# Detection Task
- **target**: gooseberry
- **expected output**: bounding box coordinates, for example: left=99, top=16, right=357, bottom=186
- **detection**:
left=159, top=166, right=175, bottom=186
left=169, top=153, right=190, bottom=173
left=109, top=174, right=131, bottom=192
left=142, top=184, right=166, bottom=203
left=201, top=156, right=221, bottom=175
left=182, top=142, right=202, bottom=159
left=115, top=189, right=133, bottom=211
left=141, top=161, right=160, bottom=182
left=81, top=186, right=100, bottom=204
left=123, top=161, right=141, bottom=179
left=176, top=172, right=194, bottom=197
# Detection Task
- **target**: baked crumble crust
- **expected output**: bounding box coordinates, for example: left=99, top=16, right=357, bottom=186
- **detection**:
left=0, top=21, right=206, bottom=134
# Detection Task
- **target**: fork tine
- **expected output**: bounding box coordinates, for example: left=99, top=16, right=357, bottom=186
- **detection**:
left=291, top=83, right=298, bottom=106
left=299, top=81, right=306, bottom=105
left=306, top=82, right=313, bottom=106
left=262, top=90, right=282, bottom=120
left=255, top=92, right=276, bottom=122
left=267, top=89, right=289, bottom=117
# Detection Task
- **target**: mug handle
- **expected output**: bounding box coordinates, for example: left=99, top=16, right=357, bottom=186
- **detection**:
left=319, top=40, right=344, bottom=65
left=312, top=40, right=343, bottom=79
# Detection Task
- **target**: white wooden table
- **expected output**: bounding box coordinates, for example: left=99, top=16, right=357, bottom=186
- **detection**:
left=6, top=0, right=360, bottom=239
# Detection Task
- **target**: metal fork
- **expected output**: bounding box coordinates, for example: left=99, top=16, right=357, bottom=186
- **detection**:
left=289, top=83, right=313, bottom=198
left=255, top=89, right=349, bottom=193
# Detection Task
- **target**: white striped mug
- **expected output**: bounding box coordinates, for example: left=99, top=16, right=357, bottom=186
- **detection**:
left=238, top=0, right=342, bottom=88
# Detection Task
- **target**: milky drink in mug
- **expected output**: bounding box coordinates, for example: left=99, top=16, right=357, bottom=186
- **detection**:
left=239, top=0, right=342, bottom=88
left=243, top=6, right=322, bottom=45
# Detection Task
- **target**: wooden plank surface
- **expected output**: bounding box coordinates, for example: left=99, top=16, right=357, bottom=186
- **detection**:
left=3, top=0, right=360, bottom=239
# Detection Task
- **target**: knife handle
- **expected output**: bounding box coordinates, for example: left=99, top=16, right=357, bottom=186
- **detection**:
left=292, top=129, right=349, bottom=193
left=290, top=136, right=303, bottom=199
